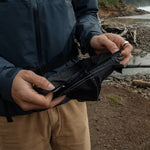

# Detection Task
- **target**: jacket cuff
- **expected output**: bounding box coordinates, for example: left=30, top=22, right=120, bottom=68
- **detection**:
left=0, top=68, right=22, bottom=102
left=77, top=16, right=103, bottom=55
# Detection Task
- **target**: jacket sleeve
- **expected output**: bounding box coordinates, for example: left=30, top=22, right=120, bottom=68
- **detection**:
left=0, top=56, right=21, bottom=101
left=73, top=0, right=102, bottom=54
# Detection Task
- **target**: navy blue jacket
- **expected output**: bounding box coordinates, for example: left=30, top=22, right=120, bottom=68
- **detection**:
left=0, top=0, right=102, bottom=117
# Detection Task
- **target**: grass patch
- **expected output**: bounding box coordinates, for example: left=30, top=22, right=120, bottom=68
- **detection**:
left=109, top=94, right=123, bottom=107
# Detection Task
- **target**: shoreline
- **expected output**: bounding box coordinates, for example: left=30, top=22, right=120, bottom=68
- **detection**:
left=98, top=5, right=150, bottom=18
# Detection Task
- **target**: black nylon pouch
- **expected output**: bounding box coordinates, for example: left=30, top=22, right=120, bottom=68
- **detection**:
left=34, top=51, right=123, bottom=101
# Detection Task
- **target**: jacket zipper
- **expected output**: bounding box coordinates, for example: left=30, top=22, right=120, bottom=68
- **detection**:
left=33, top=0, right=43, bottom=75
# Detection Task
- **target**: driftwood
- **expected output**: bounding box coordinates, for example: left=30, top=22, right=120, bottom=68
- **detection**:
left=101, top=22, right=138, bottom=45
left=132, top=80, right=150, bottom=88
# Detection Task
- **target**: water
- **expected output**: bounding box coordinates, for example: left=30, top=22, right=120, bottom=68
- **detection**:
left=105, top=6, right=150, bottom=27
left=122, top=54, right=150, bottom=75
left=118, top=14, right=150, bottom=20
left=138, top=6, right=150, bottom=12
left=106, top=14, right=150, bottom=27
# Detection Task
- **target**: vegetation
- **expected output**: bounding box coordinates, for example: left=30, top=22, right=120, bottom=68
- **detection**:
left=109, top=94, right=123, bottom=107
left=97, top=0, right=124, bottom=8
left=123, top=0, right=150, bottom=7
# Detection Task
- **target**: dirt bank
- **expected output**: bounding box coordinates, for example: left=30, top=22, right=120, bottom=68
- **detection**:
left=87, top=82, right=150, bottom=150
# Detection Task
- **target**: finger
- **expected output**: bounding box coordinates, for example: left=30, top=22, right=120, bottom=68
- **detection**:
left=22, top=71, right=55, bottom=90
left=21, top=87, right=53, bottom=108
left=121, top=43, right=133, bottom=57
left=102, top=37, right=119, bottom=54
left=49, top=95, right=66, bottom=108
left=18, top=100, right=49, bottom=111
left=120, top=54, right=133, bottom=65
left=105, top=33, right=125, bottom=48
left=22, top=95, right=66, bottom=111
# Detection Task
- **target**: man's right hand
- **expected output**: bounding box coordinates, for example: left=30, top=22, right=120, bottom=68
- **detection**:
left=11, top=70, right=65, bottom=111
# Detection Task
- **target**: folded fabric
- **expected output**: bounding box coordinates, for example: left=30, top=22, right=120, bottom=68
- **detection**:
left=34, top=50, right=124, bottom=101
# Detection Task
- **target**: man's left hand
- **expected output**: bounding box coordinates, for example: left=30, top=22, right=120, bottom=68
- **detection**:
left=90, top=33, right=133, bottom=65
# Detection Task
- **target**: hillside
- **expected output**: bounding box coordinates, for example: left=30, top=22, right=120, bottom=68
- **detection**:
left=97, top=0, right=124, bottom=8
left=97, top=0, right=147, bottom=18
left=123, top=0, right=150, bottom=7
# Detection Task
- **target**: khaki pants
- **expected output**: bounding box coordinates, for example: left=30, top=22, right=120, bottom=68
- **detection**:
left=0, top=100, right=91, bottom=150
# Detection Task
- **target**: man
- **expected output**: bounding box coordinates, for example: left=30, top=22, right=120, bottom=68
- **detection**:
left=0, top=0, right=133, bottom=150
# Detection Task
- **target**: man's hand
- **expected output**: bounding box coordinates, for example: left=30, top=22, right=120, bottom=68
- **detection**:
left=11, top=70, right=65, bottom=111
left=90, top=33, right=133, bottom=65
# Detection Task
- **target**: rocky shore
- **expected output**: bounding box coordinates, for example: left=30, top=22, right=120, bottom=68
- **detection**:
left=99, top=15, right=150, bottom=99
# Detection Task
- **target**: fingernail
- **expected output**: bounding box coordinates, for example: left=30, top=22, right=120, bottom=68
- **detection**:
left=47, top=84, right=55, bottom=90
left=113, top=49, right=118, bottom=52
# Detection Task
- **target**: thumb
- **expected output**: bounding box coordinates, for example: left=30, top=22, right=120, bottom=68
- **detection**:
left=103, top=38, right=119, bottom=54
left=22, top=70, right=55, bottom=91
